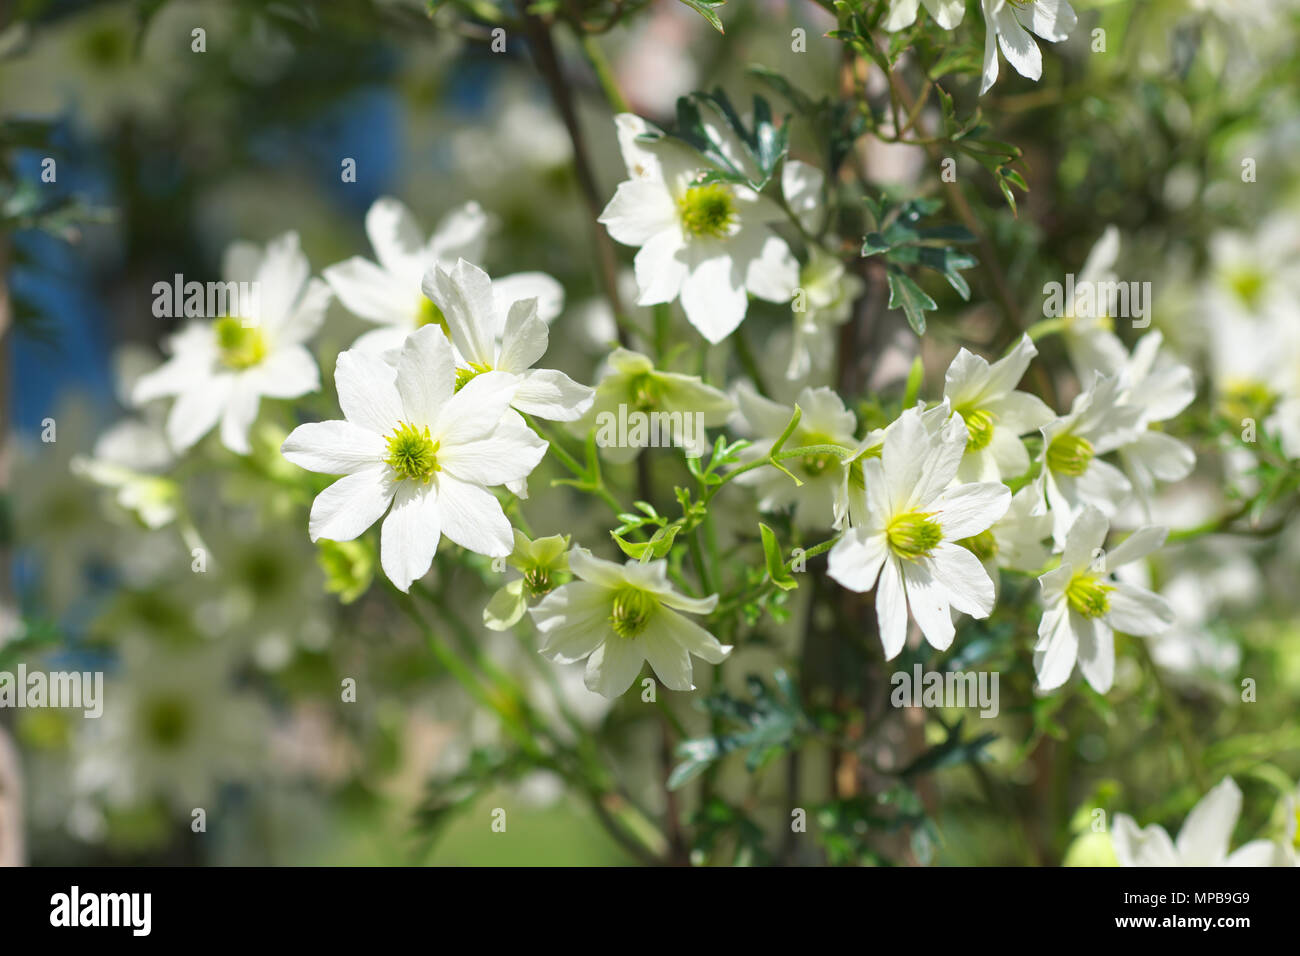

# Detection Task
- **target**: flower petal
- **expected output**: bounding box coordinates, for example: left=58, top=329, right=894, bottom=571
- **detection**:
left=336, top=349, right=402, bottom=434
left=396, top=324, right=455, bottom=427
left=380, top=480, right=441, bottom=592
left=282, top=420, right=387, bottom=475
left=876, top=556, right=908, bottom=660
left=584, top=637, right=645, bottom=698
left=433, top=473, right=513, bottom=557
left=309, top=466, right=395, bottom=543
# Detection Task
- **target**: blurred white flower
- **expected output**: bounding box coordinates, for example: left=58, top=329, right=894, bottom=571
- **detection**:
left=324, top=197, right=563, bottom=359
left=1115, top=331, right=1197, bottom=512
left=1113, top=777, right=1285, bottom=866
left=883, top=0, right=965, bottom=32
left=133, top=232, right=328, bottom=455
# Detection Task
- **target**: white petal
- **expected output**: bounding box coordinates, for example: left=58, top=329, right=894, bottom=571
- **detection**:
left=424, top=258, right=499, bottom=367
left=1074, top=613, right=1114, bottom=692
left=979, top=0, right=1001, bottom=93
left=883, top=0, right=920, bottom=31
left=568, top=549, right=632, bottom=589
left=396, top=324, right=455, bottom=427
left=440, top=411, right=546, bottom=486
left=1034, top=600, right=1077, bottom=690
left=379, top=480, right=442, bottom=592
left=493, top=272, right=564, bottom=323
left=366, top=197, right=426, bottom=279
left=335, top=349, right=402, bottom=434
left=1107, top=583, right=1174, bottom=635
left=1112, top=815, right=1179, bottom=867
left=928, top=541, right=996, bottom=617
left=511, top=368, right=594, bottom=422
left=434, top=473, right=513, bottom=557
left=632, top=229, right=689, bottom=306
left=901, top=559, right=955, bottom=651
left=655, top=608, right=730, bottom=663
left=254, top=232, right=309, bottom=327
left=921, top=0, right=966, bottom=29
left=876, top=557, right=908, bottom=659
left=1017, top=0, right=1076, bottom=42
left=533, top=582, right=611, bottom=662
left=324, top=256, right=416, bottom=325
left=1105, top=525, right=1168, bottom=569
left=252, top=344, right=320, bottom=399
left=584, top=637, right=645, bottom=698
left=433, top=370, right=515, bottom=446
left=497, top=298, right=548, bottom=373
left=828, top=529, right=888, bottom=593
left=935, top=481, right=1011, bottom=538
left=599, top=178, right=678, bottom=246
left=1175, top=778, right=1241, bottom=866
left=640, top=615, right=695, bottom=691
left=219, top=381, right=261, bottom=454
left=995, top=4, right=1043, bottom=80
left=680, top=255, right=748, bottom=344
left=309, top=466, right=395, bottom=542
left=166, top=375, right=231, bottom=452
left=282, top=420, right=387, bottom=475
left=1062, top=506, right=1110, bottom=571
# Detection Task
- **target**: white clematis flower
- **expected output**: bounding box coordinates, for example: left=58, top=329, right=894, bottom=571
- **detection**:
left=1035, top=374, right=1143, bottom=546
left=733, top=384, right=857, bottom=530
left=1113, top=777, right=1286, bottom=867
left=422, top=258, right=594, bottom=422
left=134, top=232, right=328, bottom=455
left=979, top=0, right=1077, bottom=95
left=280, top=326, right=546, bottom=592
left=1115, top=331, right=1197, bottom=511
left=1034, top=506, right=1173, bottom=693
left=531, top=549, right=731, bottom=697
left=828, top=406, right=1011, bottom=658
left=882, top=0, right=965, bottom=32
left=598, top=113, right=798, bottom=344
left=324, top=196, right=563, bottom=359
left=943, top=334, right=1055, bottom=483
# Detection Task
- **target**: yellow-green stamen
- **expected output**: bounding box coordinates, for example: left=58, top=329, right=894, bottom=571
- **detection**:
left=385, top=422, right=441, bottom=482
left=887, top=511, right=943, bottom=560
left=214, top=317, right=268, bottom=370
left=417, top=297, right=450, bottom=337
left=678, top=183, right=737, bottom=240
left=961, top=408, right=997, bottom=452
left=1065, top=573, right=1113, bottom=619
left=1047, top=432, right=1094, bottom=477
left=609, top=586, right=656, bottom=639
left=960, top=529, right=998, bottom=562
left=454, top=361, right=493, bottom=392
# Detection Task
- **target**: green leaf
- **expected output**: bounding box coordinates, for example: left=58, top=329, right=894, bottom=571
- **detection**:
left=678, top=0, right=726, bottom=34
left=886, top=267, right=936, bottom=335
left=758, top=523, right=798, bottom=591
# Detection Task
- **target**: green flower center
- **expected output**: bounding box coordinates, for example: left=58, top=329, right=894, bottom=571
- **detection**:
left=1066, top=572, right=1113, bottom=618
left=454, top=361, right=493, bottom=392
left=214, top=317, right=269, bottom=370
left=1226, top=268, right=1265, bottom=310
left=609, top=586, right=656, bottom=639
left=1047, top=432, right=1094, bottom=477
left=678, top=183, right=737, bottom=239
left=887, top=511, right=943, bottom=560
left=385, top=422, right=441, bottom=482
left=960, top=529, right=998, bottom=562
left=1219, top=379, right=1276, bottom=421
left=960, top=407, right=997, bottom=452
left=522, top=566, right=554, bottom=598
left=629, top=373, right=662, bottom=411
left=799, top=432, right=839, bottom=477
left=141, top=696, right=191, bottom=750
left=418, top=297, right=451, bottom=336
